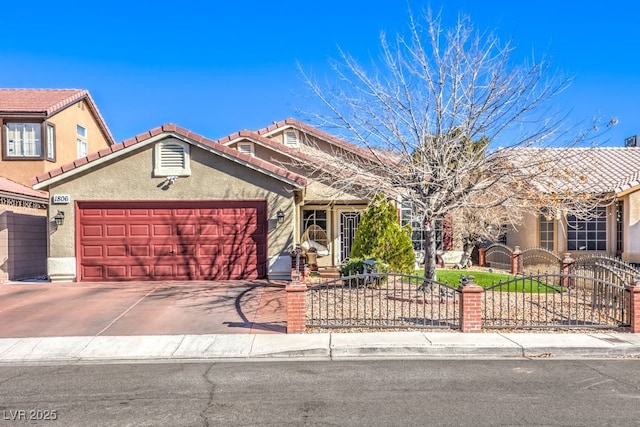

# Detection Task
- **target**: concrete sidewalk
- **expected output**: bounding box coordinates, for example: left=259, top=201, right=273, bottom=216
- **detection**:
left=1, top=332, right=639, bottom=364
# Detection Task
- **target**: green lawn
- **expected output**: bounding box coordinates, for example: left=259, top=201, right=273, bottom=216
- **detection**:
left=411, top=269, right=565, bottom=293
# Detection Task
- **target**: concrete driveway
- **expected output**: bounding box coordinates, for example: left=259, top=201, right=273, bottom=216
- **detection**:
left=0, top=280, right=286, bottom=337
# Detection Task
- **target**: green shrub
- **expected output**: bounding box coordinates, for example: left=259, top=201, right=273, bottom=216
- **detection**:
left=350, top=193, right=415, bottom=273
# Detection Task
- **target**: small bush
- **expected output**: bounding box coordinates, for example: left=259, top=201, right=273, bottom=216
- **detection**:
left=340, top=258, right=389, bottom=288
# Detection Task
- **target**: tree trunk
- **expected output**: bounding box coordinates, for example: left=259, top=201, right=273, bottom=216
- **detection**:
left=424, top=224, right=437, bottom=283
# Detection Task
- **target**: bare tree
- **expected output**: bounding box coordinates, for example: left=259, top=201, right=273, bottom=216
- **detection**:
left=299, top=8, right=615, bottom=282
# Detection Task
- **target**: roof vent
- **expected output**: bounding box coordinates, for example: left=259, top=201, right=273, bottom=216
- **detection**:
left=625, top=135, right=639, bottom=147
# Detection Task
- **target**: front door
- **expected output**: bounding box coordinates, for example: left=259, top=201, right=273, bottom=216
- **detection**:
left=339, top=211, right=361, bottom=264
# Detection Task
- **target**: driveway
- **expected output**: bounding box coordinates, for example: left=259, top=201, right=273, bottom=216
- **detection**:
left=0, top=280, right=287, bottom=337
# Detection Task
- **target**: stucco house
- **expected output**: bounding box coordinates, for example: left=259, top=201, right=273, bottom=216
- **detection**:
left=31, top=118, right=467, bottom=283
left=0, top=88, right=114, bottom=281
left=505, top=145, right=640, bottom=265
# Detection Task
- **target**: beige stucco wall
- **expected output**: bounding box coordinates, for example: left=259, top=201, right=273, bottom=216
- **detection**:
left=49, top=99, right=111, bottom=162
left=623, top=191, right=640, bottom=263
left=45, top=137, right=298, bottom=280
left=2, top=100, right=112, bottom=186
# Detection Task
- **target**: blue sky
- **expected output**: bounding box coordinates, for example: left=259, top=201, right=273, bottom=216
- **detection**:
left=1, top=1, right=638, bottom=146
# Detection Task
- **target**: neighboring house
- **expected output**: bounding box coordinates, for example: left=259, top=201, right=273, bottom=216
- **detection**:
left=505, top=145, right=640, bottom=265
left=0, top=89, right=115, bottom=186
left=0, top=88, right=114, bottom=281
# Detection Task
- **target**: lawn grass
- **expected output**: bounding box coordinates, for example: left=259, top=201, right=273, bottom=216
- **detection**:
left=411, top=269, right=565, bottom=293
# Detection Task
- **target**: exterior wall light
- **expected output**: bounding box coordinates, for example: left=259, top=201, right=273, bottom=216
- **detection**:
left=276, top=209, right=285, bottom=224
left=53, top=210, right=65, bottom=226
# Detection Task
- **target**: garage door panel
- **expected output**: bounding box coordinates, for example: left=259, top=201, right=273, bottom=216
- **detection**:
left=106, top=265, right=127, bottom=279
left=105, top=209, right=127, bottom=217
left=82, top=265, right=104, bottom=279
left=200, top=224, right=219, bottom=236
left=131, top=265, right=151, bottom=278
left=130, top=245, right=150, bottom=257
left=153, top=245, right=173, bottom=256
left=153, top=265, right=174, bottom=277
left=130, top=224, right=151, bottom=236
left=153, top=224, right=173, bottom=236
left=106, top=245, right=127, bottom=257
left=79, top=201, right=267, bottom=281
left=150, top=209, right=172, bottom=217
left=82, top=245, right=103, bottom=258
left=82, top=225, right=103, bottom=238
left=177, top=224, right=196, bottom=236
left=199, top=245, right=220, bottom=256
left=177, top=245, right=195, bottom=256
left=106, top=224, right=126, bottom=237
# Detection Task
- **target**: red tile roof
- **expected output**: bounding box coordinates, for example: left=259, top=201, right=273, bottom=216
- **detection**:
left=31, top=124, right=307, bottom=188
left=256, top=118, right=396, bottom=163
left=0, top=88, right=115, bottom=145
left=0, top=176, right=47, bottom=200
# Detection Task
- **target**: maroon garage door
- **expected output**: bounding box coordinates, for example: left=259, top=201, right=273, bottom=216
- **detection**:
left=77, top=201, right=267, bottom=281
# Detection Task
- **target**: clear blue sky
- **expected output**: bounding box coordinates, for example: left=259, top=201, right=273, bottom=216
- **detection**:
left=1, top=1, right=638, bottom=146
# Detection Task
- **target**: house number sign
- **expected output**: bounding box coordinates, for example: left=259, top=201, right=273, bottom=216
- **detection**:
left=52, top=194, right=70, bottom=204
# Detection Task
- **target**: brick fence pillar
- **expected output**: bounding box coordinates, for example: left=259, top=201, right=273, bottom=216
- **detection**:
left=460, top=276, right=484, bottom=333
left=561, top=253, right=575, bottom=289
left=511, top=246, right=523, bottom=275
left=478, top=248, right=486, bottom=267
left=286, top=279, right=307, bottom=334
left=625, top=279, right=640, bottom=333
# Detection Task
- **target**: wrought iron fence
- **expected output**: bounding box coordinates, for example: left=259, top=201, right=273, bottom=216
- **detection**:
left=483, top=243, right=512, bottom=271
left=521, top=247, right=562, bottom=273
left=306, top=273, right=461, bottom=329
left=482, top=272, right=630, bottom=329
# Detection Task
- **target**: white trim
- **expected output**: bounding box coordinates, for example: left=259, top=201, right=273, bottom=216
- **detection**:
left=153, top=140, right=191, bottom=177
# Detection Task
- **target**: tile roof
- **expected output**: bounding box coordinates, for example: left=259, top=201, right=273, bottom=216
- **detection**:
left=0, top=176, right=47, bottom=200
left=256, top=118, right=396, bottom=163
left=31, top=124, right=307, bottom=188
left=0, top=88, right=115, bottom=145
left=504, top=147, right=640, bottom=194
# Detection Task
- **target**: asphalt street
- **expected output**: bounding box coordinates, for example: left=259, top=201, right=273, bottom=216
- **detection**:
left=1, top=359, right=639, bottom=426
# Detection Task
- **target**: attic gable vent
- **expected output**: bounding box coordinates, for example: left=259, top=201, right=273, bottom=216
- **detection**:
left=284, top=130, right=299, bottom=147
left=238, top=142, right=255, bottom=156
left=154, top=140, right=191, bottom=177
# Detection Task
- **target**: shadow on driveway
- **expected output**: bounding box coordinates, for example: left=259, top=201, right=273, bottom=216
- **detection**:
left=0, top=280, right=287, bottom=338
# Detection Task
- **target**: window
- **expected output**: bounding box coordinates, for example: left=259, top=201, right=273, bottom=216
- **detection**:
left=616, top=201, right=623, bottom=255
left=284, top=130, right=299, bottom=147
left=154, top=140, right=191, bottom=176
left=77, top=125, right=88, bottom=158
left=237, top=142, right=255, bottom=156
left=400, top=202, right=443, bottom=251
left=5, top=122, right=42, bottom=157
left=302, top=209, right=327, bottom=232
left=567, top=207, right=607, bottom=251
left=539, top=215, right=554, bottom=250
left=46, top=123, right=55, bottom=161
